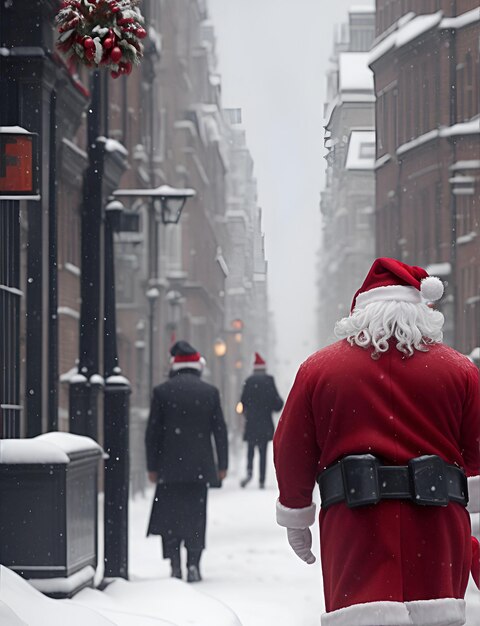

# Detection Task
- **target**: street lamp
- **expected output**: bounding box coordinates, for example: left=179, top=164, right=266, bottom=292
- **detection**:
left=113, top=184, right=196, bottom=398
left=113, top=184, right=196, bottom=225
left=213, top=337, right=227, bottom=358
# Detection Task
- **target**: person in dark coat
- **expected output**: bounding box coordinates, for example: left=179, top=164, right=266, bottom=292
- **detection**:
left=145, top=340, right=228, bottom=583
left=239, top=352, right=284, bottom=489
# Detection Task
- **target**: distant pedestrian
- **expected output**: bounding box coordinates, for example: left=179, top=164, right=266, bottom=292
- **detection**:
left=239, top=352, right=284, bottom=488
left=145, top=341, right=228, bottom=583
left=274, top=258, right=480, bottom=626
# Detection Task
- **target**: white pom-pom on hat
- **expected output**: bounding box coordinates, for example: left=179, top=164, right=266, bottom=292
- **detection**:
left=420, top=276, right=444, bottom=302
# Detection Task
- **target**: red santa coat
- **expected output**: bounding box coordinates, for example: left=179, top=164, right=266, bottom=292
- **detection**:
left=274, top=339, right=480, bottom=619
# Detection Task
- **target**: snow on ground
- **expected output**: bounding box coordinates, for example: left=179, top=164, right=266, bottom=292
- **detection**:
left=1, top=445, right=479, bottom=625
left=125, top=446, right=324, bottom=626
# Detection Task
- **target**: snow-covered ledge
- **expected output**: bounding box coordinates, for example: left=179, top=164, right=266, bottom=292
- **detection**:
left=28, top=566, right=95, bottom=596
left=0, top=432, right=104, bottom=464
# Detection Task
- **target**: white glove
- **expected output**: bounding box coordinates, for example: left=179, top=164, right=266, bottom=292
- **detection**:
left=287, top=527, right=316, bottom=564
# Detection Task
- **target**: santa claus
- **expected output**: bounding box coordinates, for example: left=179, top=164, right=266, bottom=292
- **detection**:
left=274, top=257, right=480, bottom=626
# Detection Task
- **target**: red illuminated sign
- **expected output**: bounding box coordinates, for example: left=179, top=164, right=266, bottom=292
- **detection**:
left=0, top=128, right=39, bottom=198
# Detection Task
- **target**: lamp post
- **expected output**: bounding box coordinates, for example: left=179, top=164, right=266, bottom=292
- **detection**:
left=113, top=184, right=196, bottom=401
left=166, top=289, right=184, bottom=346
left=103, top=198, right=131, bottom=579
left=146, top=286, right=160, bottom=399
left=213, top=337, right=227, bottom=409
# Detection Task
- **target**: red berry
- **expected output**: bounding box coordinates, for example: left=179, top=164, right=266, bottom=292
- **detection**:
left=103, top=37, right=114, bottom=49
left=136, top=27, right=147, bottom=39
left=110, top=70, right=120, bottom=79
left=83, top=37, right=95, bottom=50
left=120, top=61, right=132, bottom=75
left=110, top=46, right=122, bottom=63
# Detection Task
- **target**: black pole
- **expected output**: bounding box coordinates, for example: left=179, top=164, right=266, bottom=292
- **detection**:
left=48, top=89, right=58, bottom=431
left=70, top=70, right=104, bottom=440
left=103, top=203, right=130, bottom=579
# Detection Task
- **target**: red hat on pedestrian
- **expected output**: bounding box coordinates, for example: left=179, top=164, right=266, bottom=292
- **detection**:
left=170, top=340, right=205, bottom=371
left=351, top=257, right=444, bottom=312
left=253, top=352, right=266, bottom=370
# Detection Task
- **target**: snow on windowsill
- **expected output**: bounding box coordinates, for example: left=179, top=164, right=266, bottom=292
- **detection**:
left=397, top=129, right=440, bottom=156
left=96, top=136, right=128, bottom=156
left=441, top=7, right=480, bottom=30
left=456, top=231, right=477, bottom=245
left=440, top=118, right=480, bottom=137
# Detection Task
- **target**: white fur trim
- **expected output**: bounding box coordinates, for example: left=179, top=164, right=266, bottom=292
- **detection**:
left=276, top=500, right=316, bottom=528
left=170, top=360, right=203, bottom=371
left=406, top=598, right=465, bottom=626
left=355, top=285, right=421, bottom=309
left=322, top=601, right=410, bottom=626
left=321, top=598, right=465, bottom=626
left=467, top=475, right=480, bottom=514
left=420, top=276, right=444, bottom=302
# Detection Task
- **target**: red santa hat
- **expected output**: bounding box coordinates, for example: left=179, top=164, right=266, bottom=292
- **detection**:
left=253, top=352, right=267, bottom=370
left=170, top=340, right=205, bottom=371
left=351, top=257, right=444, bottom=312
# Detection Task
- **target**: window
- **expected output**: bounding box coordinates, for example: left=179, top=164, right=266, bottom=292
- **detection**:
left=423, top=76, right=430, bottom=133
left=457, top=64, right=465, bottom=121
left=465, top=54, right=473, bottom=120
left=383, top=92, right=389, bottom=151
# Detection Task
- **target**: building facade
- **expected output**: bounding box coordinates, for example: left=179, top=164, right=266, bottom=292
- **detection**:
left=0, top=0, right=270, bottom=477
left=370, top=1, right=479, bottom=355
left=318, top=7, right=377, bottom=346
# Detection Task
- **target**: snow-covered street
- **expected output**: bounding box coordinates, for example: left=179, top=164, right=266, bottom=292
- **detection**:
left=119, top=445, right=324, bottom=626
left=2, top=448, right=480, bottom=625
left=127, top=476, right=324, bottom=625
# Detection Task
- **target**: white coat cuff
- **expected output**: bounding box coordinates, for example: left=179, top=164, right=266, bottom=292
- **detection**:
left=276, top=500, right=316, bottom=528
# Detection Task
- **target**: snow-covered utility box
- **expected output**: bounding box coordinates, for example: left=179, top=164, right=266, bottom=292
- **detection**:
left=0, top=432, right=104, bottom=598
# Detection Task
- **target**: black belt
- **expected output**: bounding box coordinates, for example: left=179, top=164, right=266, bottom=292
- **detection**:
left=317, top=454, right=468, bottom=510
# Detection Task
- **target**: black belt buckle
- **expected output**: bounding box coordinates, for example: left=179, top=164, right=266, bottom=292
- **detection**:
left=341, top=455, right=381, bottom=508
left=408, top=455, right=449, bottom=506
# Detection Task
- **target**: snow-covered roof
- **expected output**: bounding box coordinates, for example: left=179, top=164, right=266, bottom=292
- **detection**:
left=345, top=130, right=376, bottom=170
left=369, top=12, right=442, bottom=65
left=370, top=8, right=479, bottom=66
left=339, top=53, right=374, bottom=93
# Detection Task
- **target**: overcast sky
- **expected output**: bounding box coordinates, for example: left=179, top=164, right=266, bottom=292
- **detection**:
left=208, top=0, right=374, bottom=393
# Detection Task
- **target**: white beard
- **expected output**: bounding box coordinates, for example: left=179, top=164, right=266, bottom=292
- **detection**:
left=334, top=300, right=444, bottom=358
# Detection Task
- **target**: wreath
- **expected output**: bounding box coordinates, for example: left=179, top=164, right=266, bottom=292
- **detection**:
left=55, top=0, right=147, bottom=78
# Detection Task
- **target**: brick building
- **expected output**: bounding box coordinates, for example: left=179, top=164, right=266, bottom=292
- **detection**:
left=1, top=0, right=270, bottom=466
left=369, top=2, right=479, bottom=354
